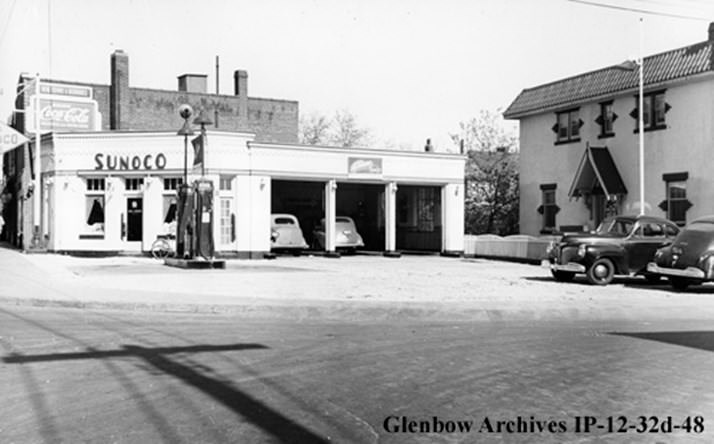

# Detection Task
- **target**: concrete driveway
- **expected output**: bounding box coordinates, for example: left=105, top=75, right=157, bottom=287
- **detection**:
left=3, top=247, right=714, bottom=322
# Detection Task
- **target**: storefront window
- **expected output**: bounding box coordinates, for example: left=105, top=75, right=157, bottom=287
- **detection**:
left=163, top=177, right=183, bottom=191
left=219, top=176, right=233, bottom=191
left=220, top=199, right=232, bottom=244
left=162, top=195, right=177, bottom=236
left=416, top=188, right=436, bottom=232
left=84, top=178, right=105, bottom=236
left=125, top=178, right=144, bottom=191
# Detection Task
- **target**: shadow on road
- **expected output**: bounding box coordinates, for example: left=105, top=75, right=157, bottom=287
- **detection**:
left=1, top=307, right=330, bottom=444
left=611, top=331, right=714, bottom=353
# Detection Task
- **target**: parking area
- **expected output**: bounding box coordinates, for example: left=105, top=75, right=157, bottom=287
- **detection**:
left=4, top=247, right=714, bottom=322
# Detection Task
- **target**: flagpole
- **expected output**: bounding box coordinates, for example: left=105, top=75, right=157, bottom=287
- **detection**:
left=33, top=73, right=42, bottom=248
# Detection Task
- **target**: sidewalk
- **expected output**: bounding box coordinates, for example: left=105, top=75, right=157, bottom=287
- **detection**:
left=3, top=245, right=714, bottom=322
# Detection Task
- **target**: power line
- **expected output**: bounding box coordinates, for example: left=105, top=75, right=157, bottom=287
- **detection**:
left=0, top=0, right=19, bottom=50
left=567, top=0, right=712, bottom=21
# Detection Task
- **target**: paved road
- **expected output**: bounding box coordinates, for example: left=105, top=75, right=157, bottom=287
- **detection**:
left=2, top=304, right=713, bottom=443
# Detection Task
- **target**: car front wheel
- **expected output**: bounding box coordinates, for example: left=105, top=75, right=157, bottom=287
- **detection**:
left=551, top=270, right=575, bottom=282
left=586, top=258, right=615, bottom=285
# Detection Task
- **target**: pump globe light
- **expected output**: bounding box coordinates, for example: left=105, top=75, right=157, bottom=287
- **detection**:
left=178, top=104, right=193, bottom=120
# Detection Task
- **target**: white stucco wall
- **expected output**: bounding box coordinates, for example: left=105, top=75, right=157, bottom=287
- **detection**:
left=517, top=74, right=714, bottom=235
left=43, top=131, right=465, bottom=254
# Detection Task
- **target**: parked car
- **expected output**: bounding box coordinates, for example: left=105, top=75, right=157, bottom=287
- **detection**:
left=647, top=216, right=714, bottom=290
left=270, top=214, right=308, bottom=252
left=546, top=215, right=679, bottom=285
left=312, top=216, right=365, bottom=251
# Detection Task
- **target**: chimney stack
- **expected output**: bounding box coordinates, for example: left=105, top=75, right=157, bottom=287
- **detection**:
left=424, top=138, right=433, bottom=152
left=177, top=74, right=208, bottom=93
left=709, top=22, right=714, bottom=41
left=234, top=70, right=248, bottom=121
left=110, top=50, right=129, bottom=130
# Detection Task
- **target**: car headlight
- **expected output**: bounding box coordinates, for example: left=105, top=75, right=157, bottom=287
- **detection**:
left=546, top=240, right=557, bottom=255
left=577, top=244, right=587, bottom=258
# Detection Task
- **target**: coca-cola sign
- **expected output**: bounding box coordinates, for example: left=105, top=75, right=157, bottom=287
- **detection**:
left=38, top=99, right=97, bottom=131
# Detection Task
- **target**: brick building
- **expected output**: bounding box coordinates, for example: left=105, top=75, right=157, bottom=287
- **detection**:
left=12, top=50, right=298, bottom=142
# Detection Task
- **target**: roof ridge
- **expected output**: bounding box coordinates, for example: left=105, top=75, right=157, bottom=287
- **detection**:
left=520, top=39, right=712, bottom=93
left=505, top=38, right=713, bottom=118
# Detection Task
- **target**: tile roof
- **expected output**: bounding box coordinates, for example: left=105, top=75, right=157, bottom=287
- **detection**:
left=504, top=40, right=713, bottom=119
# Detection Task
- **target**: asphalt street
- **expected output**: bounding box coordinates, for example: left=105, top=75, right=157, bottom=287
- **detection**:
left=2, top=247, right=714, bottom=443
left=1, top=305, right=713, bottom=443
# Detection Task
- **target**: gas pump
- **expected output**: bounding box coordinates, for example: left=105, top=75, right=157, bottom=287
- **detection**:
left=175, top=183, right=195, bottom=258
left=193, top=179, right=214, bottom=259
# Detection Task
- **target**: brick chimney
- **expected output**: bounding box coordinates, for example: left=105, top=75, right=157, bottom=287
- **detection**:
left=110, top=50, right=129, bottom=130
left=709, top=22, right=714, bottom=41
left=234, top=70, right=248, bottom=120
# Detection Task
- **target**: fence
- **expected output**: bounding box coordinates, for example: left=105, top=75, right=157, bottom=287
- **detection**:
left=464, top=234, right=559, bottom=263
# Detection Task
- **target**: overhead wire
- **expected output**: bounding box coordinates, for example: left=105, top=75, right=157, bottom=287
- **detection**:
left=567, top=0, right=713, bottom=21
left=0, top=0, right=19, bottom=50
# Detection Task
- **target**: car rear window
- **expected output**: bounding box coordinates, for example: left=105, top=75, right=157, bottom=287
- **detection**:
left=336, top=217, right=351, bottom=223
left=275, top=217, right=295, bottom=225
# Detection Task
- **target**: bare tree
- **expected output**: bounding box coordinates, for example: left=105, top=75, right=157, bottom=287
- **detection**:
left=299, top=110, right=372, bottom=148
left=451, top=110, right=520, bottom=235
left=299, top=113, right=331, bottom=145
left=329, top=109, right=372, bottom=148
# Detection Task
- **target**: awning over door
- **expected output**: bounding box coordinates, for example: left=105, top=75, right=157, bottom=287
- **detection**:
left=569, top=145, right=627, bottom=200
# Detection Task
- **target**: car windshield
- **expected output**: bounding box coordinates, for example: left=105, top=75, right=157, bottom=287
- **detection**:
left=595, top=218, right=634, bottom=236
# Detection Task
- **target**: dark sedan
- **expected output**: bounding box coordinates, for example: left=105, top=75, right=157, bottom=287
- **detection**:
left=647, top=216, right=714, bottom=290
left=546, top=215, right=679, bottom=285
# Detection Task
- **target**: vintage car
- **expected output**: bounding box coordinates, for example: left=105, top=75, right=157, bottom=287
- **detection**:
left=647, top=216, right=714, bottom=290
left=546, top=215, right=679, bottom=285
left=312, top=216, right=365, bottom=251
left=270, top=214, right=308, bottom=252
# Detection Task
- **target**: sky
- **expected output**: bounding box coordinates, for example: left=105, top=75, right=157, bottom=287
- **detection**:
left=1, top=0, right=713, bottom=152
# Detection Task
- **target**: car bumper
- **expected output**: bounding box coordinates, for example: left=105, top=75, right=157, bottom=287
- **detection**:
left=271, top=242, right=308, bottom=249
left=646, top=262, right=705, bottom=279
left=336, top=242, right=364, bottom=248
left=548, top=262, right=586, bottom=273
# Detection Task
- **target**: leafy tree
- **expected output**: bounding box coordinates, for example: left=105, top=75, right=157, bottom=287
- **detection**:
left=451, top=110, right=519, bottom=235
left=299, top=110, right=372, bottom=148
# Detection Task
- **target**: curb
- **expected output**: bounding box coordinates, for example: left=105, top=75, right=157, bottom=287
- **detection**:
left=2, top=295, right=712, bottom=323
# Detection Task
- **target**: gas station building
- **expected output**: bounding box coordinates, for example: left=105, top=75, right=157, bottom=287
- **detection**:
left=1, top=51, right=465, bottom=257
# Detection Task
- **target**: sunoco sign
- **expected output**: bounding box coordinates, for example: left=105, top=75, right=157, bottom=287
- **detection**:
left=0, top=122, right=29, bottom=154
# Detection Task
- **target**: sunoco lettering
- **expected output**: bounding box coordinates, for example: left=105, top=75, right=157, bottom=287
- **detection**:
left=2, top=134, right=19, bottom=145
left=94, top=153, right=167, bottom=171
